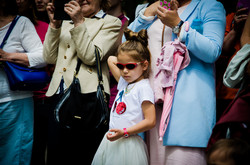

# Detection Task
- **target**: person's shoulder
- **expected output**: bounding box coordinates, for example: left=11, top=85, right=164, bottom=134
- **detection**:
left=18, top=16, right=30, bottom=23
left=136, top=79, right=152, bottom=90
left=197, top=0, right=225, bottom=18
left=104, top=14, right=122, bottom=24
left=136, top=79, right=154, bottom=102
left=199, top=0, right=224, bottom=7
left=16, top=16, right=34, bottom=27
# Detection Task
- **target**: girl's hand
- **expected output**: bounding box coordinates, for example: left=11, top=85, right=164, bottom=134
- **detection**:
left=106, top=129, right=124, bottom=141
left=107, top=56, right=120, bottom=82
left=64, top=1, right=84, bottom=27
left=157, top=0, right=181, bottom=28
left=106, top=101, right=156, bottom=142
left=47, top=2, right=62, bottom=28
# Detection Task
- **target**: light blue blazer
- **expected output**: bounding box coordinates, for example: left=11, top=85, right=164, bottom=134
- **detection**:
left=128, top=0, right=226, bottom=147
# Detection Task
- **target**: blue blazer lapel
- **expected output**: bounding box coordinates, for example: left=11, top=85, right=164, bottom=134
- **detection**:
left=172, top=0, right=200, bottom=40
left=180, top=0, right=200, bottom=21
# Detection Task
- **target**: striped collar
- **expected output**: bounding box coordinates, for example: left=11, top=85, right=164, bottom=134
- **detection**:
left=69, top=10, right=106, bottom=24
left=94, top=10, right=106, bottom=18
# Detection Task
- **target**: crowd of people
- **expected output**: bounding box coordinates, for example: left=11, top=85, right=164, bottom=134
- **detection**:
left=0, top=0, right=249, bottom=165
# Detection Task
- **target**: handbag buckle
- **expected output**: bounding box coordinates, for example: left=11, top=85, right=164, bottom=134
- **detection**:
left=103, top=120, right=108, bottom=125
left=99, top=80, right=103, bottom=85
left=74, top=116, right=81, bottom=119
left=74, top=71, right=78, bottom=77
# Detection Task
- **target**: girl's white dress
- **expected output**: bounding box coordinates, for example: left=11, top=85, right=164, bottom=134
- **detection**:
left=92, top=77, right=154, bottom=165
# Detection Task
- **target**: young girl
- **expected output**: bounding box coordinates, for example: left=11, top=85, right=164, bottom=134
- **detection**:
left=91, top=28, right=156, bottom=165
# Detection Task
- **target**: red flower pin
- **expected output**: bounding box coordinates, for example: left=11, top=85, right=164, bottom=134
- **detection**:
left=116, top=102, right=126, bottom=115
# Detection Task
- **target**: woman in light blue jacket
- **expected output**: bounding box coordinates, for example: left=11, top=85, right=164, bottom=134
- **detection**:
left=127, top=0, right=226, bottom=164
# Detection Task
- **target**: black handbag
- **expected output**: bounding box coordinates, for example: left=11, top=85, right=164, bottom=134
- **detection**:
left=54, top=47, right=110, bottom=130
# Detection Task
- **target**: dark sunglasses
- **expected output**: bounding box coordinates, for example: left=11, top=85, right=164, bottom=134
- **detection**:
left=116, top=61, right=144, bottom=70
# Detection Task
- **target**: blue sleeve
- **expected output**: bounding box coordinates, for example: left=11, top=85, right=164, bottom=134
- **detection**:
left=128, top=16, right=155, bottom=32
left=122, top=9, right=156, bottom=43
left=184, top=1, right=226, bottom=63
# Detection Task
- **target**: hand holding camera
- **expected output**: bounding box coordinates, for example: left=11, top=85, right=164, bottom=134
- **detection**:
left=46, top=0, right=85, bottom=28
left=157, top=0, right=181, bottom=28
left=64, top=1, right=85, bottom=27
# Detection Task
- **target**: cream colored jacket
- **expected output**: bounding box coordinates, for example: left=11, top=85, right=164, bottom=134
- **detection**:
left=43, top=14, right=121, bottom=96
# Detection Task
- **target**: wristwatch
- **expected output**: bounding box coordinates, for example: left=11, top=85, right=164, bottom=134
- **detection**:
left=123, top=128, right=129, bottom=138
left=172, top=20, right=184, bottom=34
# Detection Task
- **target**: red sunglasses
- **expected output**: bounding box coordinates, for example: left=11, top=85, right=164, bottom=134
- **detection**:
left=116, top=61, right=144, bottom=70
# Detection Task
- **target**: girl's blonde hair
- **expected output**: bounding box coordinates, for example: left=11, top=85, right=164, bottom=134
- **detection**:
left=118, top=28, right=151, bottom=78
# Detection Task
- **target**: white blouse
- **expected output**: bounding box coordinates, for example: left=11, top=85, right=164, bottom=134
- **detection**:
left=109, top=77, right=154, bottom=130
left=0, top=16, right=45, bottom=103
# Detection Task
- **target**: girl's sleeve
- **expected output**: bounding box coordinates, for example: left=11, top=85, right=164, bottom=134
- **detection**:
left=179, top=1, right=226, bottom=63
left=138, top=82, right=155, bottom=105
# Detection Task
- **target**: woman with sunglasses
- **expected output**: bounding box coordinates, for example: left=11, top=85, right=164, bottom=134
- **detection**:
left=92, top=28, right=156, bottom=165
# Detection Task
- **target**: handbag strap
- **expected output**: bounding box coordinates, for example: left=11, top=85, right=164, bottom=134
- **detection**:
left=0, top=15, right=21, bottom=49
left=75, top=46, right=103, bottom=84
left=94, top=47, right=103, bottom=83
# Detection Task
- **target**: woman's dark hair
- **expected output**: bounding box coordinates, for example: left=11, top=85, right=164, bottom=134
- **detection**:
left=0, top=0, right=18, bottom=17
left=118, top=28, right=151, bottom=78
left=101, top=0, right=111, bottom=11
left=17, top=0, right=38, bottom=25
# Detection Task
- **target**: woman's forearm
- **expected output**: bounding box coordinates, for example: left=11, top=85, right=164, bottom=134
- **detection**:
left=0, top=50, right=29, bottom=66
left=221, top=29, right=238, bottom=57
left=241, top=14, right=250, bottom=46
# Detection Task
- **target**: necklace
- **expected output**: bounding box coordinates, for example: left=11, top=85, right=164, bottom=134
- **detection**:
left=124, top=83, right=136, bottom=95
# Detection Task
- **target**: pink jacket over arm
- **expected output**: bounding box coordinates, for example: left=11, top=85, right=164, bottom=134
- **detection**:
left=154, top=39, right=190, bottom=141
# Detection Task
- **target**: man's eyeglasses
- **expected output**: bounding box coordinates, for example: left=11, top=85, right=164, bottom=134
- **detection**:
left=116, top=61, right=144, bottom=70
